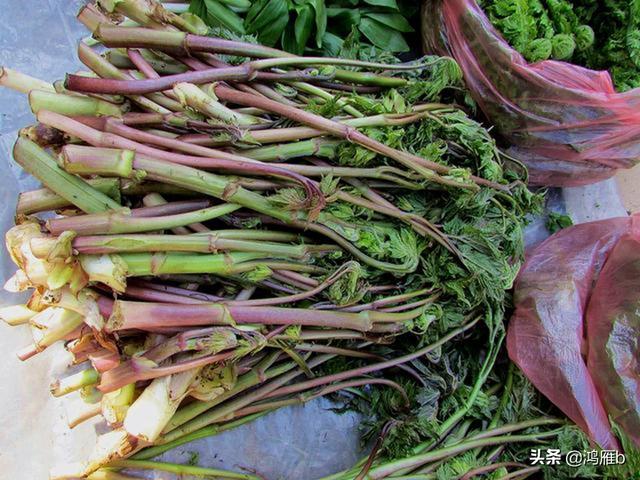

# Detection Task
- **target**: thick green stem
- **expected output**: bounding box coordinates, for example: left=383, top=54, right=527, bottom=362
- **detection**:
left=72, top=233, right=336, bottom=258
left=173, top=82, right=261, bottom=125
left=119, top=180, right=198, bottom=197
left=47, top=203, right=240, bottom=235
left=129, top=153, right=303, bottom=222
left=12, top=138, right=122, bottom=213
left=29, top=90, right=123, bottom=117
left=190, top=230, right=304, bottom=242
left=51, top=368, right=99, bottom=397
left=132, top=411, right=271, bottom=460
left=16, top=178, right=121, bottom=215
left=75, top=251, right=278, bottom=292
left=108, top=459, right=261, bottom=479
left=61, top=145, right=135, bottom=177
left=96, top=25, right=277, bottom=56
left=241, top=138, right=339, bottom=161
left=126, top=255, right=320, bottom=277
left=0, top=67, right=54, bottom=93
left=164, top=351, right=287, bottom=432
left=36, top=112, right=429, bottom=274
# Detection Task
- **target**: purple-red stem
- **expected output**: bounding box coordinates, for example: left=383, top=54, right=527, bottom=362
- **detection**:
left=122, top=285, right=209, bottom=305
left=232, top=378, right=409, bottom=419
left=107, top=301, right=421, bottom=333
left=99, top=350, right=236, bottom=392
left=133, top=281, right=223, bottom=302
left=65, top=65, right=255, bottom=94
left=213, top=85, right=505, bottom=190
left=65, top=66, right=330, bottom=95
left=42, top=112, right=323, bottom=210
left=127, top=49, right=161, bottom=79
left=261, top=316, right=481, bottom=399
left=130, top=199, right=211, bottom=217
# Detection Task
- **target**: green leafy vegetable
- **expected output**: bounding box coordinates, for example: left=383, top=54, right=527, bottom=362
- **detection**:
left=551, top=33, right=576, bottom=59
left=546, top=211, right=573, bottom=233
left=282, top=3, right=314, bottom=54
left=190, top=0, right=246, bottom=33
left=358, top=17, right=409, bottom=52
left=483, top=0, right=640, bottom=91
left=192, top=0, right=418, bottom=54
left=244, top=0, right=290, bottom=46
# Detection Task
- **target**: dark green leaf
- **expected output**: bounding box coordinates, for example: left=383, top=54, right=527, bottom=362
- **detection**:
left=329, top=0, right=359, bottom=6
left=326, top=7, right=361, bottom=34
left=204, top=0, right=246, bottom=34
left=362, top=0, right=399, bottom=10
left=282, top=4, right=314, bottom=54
left=281, top=24, right=298, bottom=54
left=189, top=0, right=208, bottom=19
left=363, top=12, right=414, bottom=32
left=295, top=5, right=315, bottom=50
left=358, top=17, right=409, bottom=52
left=244, top=0, right=290, bottom=46
left=321, top=31, right=344, bottom=56
left=308, top=0, right=327, bottom=48
left=244, top=0, right=268, bottom=24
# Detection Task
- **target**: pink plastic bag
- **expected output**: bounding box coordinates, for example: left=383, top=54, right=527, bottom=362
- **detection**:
left=587, top=227, right=640, bottom=447
left=421, top=0, right=640, bottom=187
left=507, top=216, right=640, bottom=450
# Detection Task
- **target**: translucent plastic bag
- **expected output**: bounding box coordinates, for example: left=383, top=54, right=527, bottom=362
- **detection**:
left=507, top=216, right=640, bottom=450
left=586, top=227, right=640, bottom=448
left=421, top=0, right=640, bottom=187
